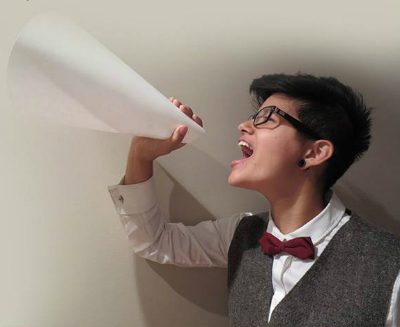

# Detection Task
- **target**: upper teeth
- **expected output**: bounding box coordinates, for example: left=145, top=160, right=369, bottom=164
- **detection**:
left=238, top=140, right=253, bottom=150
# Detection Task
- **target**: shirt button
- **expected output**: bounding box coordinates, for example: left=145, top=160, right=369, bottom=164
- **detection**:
left=118, top=195, right=124, bottom=203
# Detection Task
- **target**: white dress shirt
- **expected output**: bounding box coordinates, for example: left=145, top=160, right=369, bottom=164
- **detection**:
left=108, top=175, right=400, bottom=326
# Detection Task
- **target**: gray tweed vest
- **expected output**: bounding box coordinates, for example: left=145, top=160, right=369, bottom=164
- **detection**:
left=227, top=210, right=400, bottom=327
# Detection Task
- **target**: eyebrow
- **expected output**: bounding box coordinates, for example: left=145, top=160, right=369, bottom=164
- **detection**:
left=257, top=105, right=283, bottom=116
left=258, top=106, right=276, bottom=114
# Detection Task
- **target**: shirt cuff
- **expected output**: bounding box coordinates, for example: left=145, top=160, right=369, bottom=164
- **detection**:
left=107, top=175, right=157, bottom=214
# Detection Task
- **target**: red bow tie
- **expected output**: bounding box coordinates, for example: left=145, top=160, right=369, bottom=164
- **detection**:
left=259, top=231, right=315, bottom=260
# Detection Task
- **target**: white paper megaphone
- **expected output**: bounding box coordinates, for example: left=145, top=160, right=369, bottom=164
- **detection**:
left=7, top=12, right=205, bottom=143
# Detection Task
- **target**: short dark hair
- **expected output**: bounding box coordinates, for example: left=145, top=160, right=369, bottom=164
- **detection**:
left=249, top=72, right=372, bottom=191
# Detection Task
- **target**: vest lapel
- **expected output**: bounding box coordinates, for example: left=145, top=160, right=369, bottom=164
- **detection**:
left=228, top=212, right=275, bottom=326
left=229, top=245, right=275, bottom=326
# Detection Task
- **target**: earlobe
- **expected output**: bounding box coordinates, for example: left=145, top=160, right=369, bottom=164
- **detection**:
left=297, top=159, right=306, bottom=168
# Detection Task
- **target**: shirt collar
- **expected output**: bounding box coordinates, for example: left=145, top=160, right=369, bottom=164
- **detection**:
left=266, top=190, right=346, bottom=245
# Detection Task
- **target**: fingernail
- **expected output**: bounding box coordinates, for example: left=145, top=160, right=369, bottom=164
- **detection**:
left=179, top=126, right=187, bottom=135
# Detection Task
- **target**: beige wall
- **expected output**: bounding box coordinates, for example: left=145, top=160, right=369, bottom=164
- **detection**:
left=1, top=0, right=399, bottom=326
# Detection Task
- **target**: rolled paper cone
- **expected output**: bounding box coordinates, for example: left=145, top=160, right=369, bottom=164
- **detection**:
left=7, top=11, right=205, bottom=143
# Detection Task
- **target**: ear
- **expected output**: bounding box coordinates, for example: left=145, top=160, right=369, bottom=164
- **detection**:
left=303, top=139, right=334, bottom=168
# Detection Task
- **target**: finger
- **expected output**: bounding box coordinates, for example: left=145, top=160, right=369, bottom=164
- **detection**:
left=192, top=114, right=203, bottom=127
left=171, top=125, right=187, bottom=144
left=173, top=99, right=182, bottom=107
left=179, top=104, right=193, bottom=117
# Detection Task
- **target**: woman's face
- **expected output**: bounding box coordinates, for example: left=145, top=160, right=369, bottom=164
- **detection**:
left=228, top=93, right=310, bottom=197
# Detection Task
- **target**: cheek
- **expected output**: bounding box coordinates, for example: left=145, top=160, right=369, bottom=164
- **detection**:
left=255, top=134, right=302, bottom=170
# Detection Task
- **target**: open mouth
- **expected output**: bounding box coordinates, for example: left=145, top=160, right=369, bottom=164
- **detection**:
left=231, top=140, right=254, bottom=168
left=238, top=140, right=254, bottom=159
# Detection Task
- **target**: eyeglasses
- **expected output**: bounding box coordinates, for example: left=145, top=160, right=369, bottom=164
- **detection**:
left=247, top=106, right=322, bottom=140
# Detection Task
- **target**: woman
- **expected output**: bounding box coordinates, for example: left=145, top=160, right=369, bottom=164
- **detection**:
left=108, top=73, right=400, bottom=326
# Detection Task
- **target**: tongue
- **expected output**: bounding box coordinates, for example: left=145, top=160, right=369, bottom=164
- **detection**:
left=243, top=147, right=253, bottom=158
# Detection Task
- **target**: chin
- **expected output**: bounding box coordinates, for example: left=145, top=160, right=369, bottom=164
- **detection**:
left=228, top=172, right=254, bottom=190
left=228, top=172, right=242, bottom=187
left=227, top=175, right=239, bottom=187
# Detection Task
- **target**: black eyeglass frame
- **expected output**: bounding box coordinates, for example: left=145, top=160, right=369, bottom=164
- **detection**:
left=248, top=106, right=322, bottom=140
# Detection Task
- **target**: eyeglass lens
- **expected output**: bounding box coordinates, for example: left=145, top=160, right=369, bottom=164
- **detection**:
left=248, top=107, right=276, bottom=126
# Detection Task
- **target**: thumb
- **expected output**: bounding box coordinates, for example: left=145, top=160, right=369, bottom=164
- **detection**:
left=172, top=125, right=188, bottom=143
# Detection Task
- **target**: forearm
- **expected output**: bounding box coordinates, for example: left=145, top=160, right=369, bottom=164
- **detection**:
left=124, top=154, right=153, bottom=185
left=124, top=207, right=237, bottom=268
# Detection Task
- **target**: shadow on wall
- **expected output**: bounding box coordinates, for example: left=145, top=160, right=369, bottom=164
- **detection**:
left=136, top=161, right=232, bottom=326
left=336, top=181, right=400, bottom=237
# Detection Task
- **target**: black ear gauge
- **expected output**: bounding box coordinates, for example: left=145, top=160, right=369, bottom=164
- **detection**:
left=297, top=159, right=306, bottom=168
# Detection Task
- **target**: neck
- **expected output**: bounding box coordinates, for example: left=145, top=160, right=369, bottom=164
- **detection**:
left=267, top=185, right=327, bottom=235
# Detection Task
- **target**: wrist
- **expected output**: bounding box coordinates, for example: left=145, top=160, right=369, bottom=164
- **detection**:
left=124, top=156, right=154, bottom=185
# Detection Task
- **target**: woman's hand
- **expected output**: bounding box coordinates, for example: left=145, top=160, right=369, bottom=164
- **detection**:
left=130, top=97, right=204, bottom=163
left=123, top=97, right=203, bottom=184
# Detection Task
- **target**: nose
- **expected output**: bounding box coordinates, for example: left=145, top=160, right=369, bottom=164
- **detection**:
left=237, top=118, right=254, bottom=134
